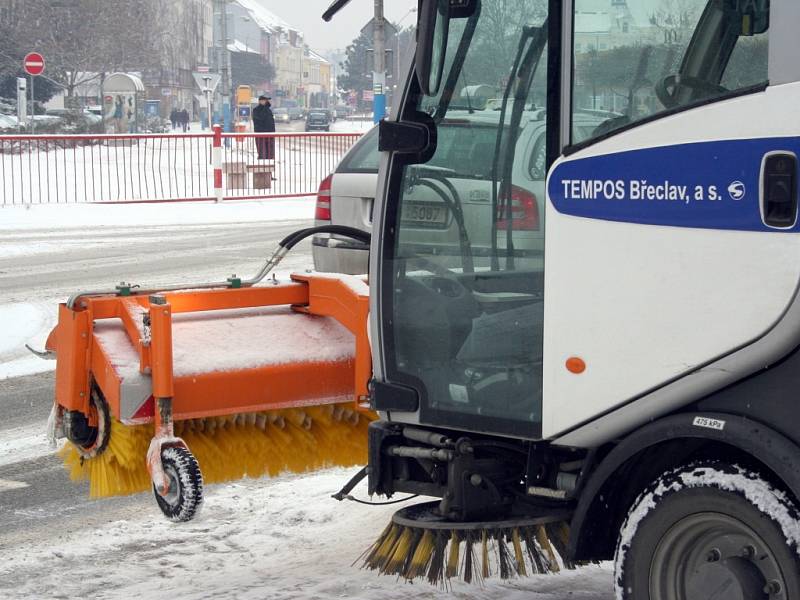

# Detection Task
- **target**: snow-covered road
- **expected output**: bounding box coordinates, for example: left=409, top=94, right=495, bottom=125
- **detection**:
left=0, top=201, right=614, bottom=599
left=0, top=200, right=317, bottom=379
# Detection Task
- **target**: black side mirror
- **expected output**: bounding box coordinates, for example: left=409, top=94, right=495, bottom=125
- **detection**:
left=416, top=0, right=450, bottom=96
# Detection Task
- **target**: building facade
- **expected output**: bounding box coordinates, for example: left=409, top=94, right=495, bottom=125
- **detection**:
left=302, top=48, right=331, bottom=108
left=142, top=0, right=214, bottom=118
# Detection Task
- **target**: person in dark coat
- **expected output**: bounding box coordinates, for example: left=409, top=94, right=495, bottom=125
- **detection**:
left=170, top=108, right=178, bottom=131
left=180, top=108, right=190, bottom=132
left=252, top=95, right=275, bottom=160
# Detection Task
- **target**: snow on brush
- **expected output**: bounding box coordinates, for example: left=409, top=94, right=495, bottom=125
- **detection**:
left=94, top=306, right=356, bottom=378
left=0, top=468, right=613, bottom=599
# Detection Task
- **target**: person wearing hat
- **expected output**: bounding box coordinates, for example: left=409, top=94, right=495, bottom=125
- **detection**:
left=252, top=95, right=276, bottom=160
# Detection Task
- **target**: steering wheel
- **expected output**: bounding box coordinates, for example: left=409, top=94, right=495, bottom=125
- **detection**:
left=406, top=255, right=471, bottom=299
left=655, top=74, right=728, bottom=109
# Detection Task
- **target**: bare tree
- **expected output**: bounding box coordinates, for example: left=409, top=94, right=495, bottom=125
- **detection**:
left=464, top=0, right=549, bottom=92
left=649, top=0, right=702, bottom=45
left=5, top=0, right=166, bottom=98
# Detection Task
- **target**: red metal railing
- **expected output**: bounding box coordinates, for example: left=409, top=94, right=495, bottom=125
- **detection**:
left=0, top=130, right=364, bottom=205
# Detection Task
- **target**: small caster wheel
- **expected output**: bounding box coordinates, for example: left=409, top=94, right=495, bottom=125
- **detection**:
left=153, top=446, right=204, bottom=522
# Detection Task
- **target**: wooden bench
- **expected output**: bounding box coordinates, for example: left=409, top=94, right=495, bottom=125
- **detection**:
left=223, top=161, right=247, bottom=190
left=247, top=164, right=275, bottom=190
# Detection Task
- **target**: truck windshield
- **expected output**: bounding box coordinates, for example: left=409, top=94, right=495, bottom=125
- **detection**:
left=381, top=0, right=550, bottom=439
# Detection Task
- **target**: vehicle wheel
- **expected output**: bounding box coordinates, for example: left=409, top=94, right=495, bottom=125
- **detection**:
left=615, top=462, right=800, bottom=600
left=64, top=386, right=111, bottom=459
left=153, top=446, right=204, bottom=522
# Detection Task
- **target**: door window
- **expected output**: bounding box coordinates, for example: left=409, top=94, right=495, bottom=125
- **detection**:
left=572, top=0, right=770, bottom=145
left=382, top=0, right=550, bottom=438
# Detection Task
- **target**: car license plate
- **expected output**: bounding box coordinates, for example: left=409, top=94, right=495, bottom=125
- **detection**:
left=401, top=202, right=448, bottom=227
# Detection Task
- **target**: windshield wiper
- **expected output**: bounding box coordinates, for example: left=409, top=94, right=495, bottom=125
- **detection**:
left=433, top=1, right=482, bottom=122
left=490, top=23, right=548, bottom=271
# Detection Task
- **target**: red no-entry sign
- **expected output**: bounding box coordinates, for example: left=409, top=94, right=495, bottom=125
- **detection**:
left=23, top=52, right=45, bottom=76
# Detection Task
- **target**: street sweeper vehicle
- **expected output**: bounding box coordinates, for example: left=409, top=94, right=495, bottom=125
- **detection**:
left=323, top=0, right=800, bottom=597
left=42, top=0, right=800, bottom=596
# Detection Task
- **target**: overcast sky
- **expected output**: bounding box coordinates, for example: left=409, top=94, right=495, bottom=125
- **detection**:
left=256, top=0, right=417, bottom=53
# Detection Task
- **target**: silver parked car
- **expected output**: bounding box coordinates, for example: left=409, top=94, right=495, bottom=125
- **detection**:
left=313, top=110, right=603, bottom=275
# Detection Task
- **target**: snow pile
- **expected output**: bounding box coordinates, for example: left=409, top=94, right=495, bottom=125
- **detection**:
left=0, top=302, right=55, bottom=380
left=0, top=467, right=612, bottom=599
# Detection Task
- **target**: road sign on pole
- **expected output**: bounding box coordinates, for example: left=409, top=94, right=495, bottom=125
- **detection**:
left=23, top=52, right=45, bottom=76
left=193, top=72, right=221, bottom=131
left=192, top=72, right=220, bottom=94
left=22, top=52, right=44, bottom=133
left=23, top=53, right=44, bottom=134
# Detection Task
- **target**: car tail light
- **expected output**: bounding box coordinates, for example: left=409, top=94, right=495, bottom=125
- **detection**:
left=315, top=174, right=333, bottom=221
left=497, top=185, right=539, bottom=231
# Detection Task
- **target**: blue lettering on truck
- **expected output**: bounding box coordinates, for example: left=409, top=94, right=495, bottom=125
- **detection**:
left=548, top=138, right=800, bottom=232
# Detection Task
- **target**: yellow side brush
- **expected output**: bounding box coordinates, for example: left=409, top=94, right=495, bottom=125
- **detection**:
left=60, top=404, right=372, bottom=498
left=362, top=501, right=575, bottom=586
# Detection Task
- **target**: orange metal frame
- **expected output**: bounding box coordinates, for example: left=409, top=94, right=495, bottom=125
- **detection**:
left=49, top=274, right=373, bottom=424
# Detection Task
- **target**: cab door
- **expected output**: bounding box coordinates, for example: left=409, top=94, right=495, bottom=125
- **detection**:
left=543, top=0, right=800, bottom=442
left=372, top=0, right=557, bottom=439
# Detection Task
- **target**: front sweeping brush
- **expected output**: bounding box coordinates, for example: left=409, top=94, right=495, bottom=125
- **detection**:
left=361, top=501, right=575, bottom=586
left=60, top=404, right=372, bottom=498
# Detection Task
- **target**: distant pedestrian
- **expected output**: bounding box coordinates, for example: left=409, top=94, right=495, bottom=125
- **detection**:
left=252, top=95, right=275, bottom=160
left=170, top=108, right=178, bottom=131
left=114, top=95, right=125, bottom=133
left=180, top=108, right=190, bottom=132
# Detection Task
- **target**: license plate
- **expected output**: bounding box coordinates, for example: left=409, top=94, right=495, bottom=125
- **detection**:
left=401, top=202, right=448, bottom=227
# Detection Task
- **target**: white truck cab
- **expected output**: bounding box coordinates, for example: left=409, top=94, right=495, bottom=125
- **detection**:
left=328, top=0, right=800, bottom=596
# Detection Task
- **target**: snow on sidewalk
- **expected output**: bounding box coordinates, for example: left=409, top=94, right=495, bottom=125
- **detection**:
left=0, top=468, right=612, bottom=599
left=331, top=119, right=374, bottom=133
left=0, top=197, right=315, bottom=231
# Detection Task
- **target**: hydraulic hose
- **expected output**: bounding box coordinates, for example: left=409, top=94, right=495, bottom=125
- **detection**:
left=279, top=224, right=370, bottom=250
left=67, top=225, right=371, bottom=309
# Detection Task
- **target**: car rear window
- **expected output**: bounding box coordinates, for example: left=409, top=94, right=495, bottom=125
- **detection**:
left=337, top=121, right=515, bottom=177
left=428, top=121, right=518, bottom=180
left=337, top=127, right=380, bottom=173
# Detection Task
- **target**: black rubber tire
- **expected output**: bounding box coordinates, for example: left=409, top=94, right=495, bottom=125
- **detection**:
left=615, top=462, right=800, bottom=600
left=66, top=387, right=111, bottom=459
left=153, top=446, right=204, bottom=522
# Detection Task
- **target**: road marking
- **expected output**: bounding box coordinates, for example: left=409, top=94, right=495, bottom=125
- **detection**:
left=0, top=478, right=30, bottom=491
